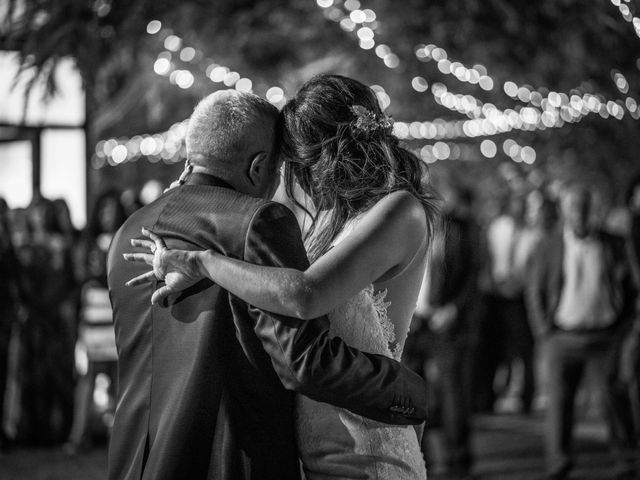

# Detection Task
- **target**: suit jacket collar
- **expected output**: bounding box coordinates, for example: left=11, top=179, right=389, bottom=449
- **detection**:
left=184, top=172, right=234, bottom=190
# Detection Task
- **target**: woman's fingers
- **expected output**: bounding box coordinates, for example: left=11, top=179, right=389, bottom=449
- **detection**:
left=125, top=270, right=156, bottom=287
left=151, top=285, right=174, bottom=306
left=142, top=227, right=168, bottom=251
left=123, top=253, right=154, bottom=266
left=130, top=238, right=155, bottom=251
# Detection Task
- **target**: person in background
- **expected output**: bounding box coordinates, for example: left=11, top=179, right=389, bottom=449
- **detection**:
left=53, top=198, right=79, bottom=245
left=65, top=190, right=127, bottom=454
left=622, top=177, right=640, bottom=449
left=18, top=197, right=76, bottom=444
left=8, top=208, right=31, bottom=261
left=0, top=198, right=21, bottom=450
left=523, top=194, right=559, bottom=411
left=52, top=198, right=81, bottom=392
left=410, top=183, right=481, bottom=480
left=73, top=191, right=127, bottom=286
left=2, top=207, right=31, bottom=444
left=626, top=175, right=640, bottom=291
left=525, top=191, right=559, bottom=251
left=481, top=193, right=536, bottom=413
left=527, top=184, right=638, bottom=480
left=119, top=189, right=143, bottom=218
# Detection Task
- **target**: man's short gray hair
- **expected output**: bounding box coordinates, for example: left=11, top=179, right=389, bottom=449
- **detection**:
left=186, top=90, right=279, bottom=166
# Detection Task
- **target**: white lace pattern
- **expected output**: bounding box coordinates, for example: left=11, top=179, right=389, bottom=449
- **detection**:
left=295, top=285, right=426, bottom=480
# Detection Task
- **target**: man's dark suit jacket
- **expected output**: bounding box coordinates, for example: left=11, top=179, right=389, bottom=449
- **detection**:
left=526, top=228, right=634, bottom=337
left=106, top=173, right=427, bottom=480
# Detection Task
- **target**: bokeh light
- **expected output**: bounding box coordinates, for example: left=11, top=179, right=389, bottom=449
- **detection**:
left=235, top=77, right=253, bottom=93
left=146, top=20, right=161, bottom=35
left=163, top=35, right=181, bottom=52
left=179, top=47, right=196, bottom=62
left=480, top=139, right=497, bottom=158
left=153, top=58, right=171, bottom=76
left=411, top=76, right=429, bottom=92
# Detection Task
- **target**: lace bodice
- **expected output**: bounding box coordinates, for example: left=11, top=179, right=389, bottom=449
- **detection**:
left=327, top=285, right=403, bottom=361
left=295, top=287, right=426, bottom=480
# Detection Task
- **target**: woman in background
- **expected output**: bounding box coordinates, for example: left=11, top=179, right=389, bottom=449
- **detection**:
left=65, top=190, right=127, bottom=453
left=0, top=198, right=21, bottom=450
left=18, top=198, right=75, bottom=444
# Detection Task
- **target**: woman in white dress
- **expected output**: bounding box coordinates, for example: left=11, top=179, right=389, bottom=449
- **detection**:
left=126, top=75, right=438, bottom=479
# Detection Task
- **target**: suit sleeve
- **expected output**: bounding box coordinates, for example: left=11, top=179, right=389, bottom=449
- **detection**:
left=243, top=202, right=427, bottom=425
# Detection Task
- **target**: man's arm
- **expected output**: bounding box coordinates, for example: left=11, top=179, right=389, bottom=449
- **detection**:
left=243, top=202, right=427, bottom=425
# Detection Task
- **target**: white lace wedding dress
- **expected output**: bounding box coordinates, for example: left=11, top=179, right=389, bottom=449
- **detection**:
left=295, top=223, right=427, bottom=480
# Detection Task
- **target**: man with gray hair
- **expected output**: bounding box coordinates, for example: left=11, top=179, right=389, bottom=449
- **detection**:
left=106, top=90, right=427, bottom=480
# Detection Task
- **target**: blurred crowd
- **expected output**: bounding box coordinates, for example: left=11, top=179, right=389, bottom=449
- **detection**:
left=0, top=188, right=146, bottom=453
left=0, top=174, right=639, bottom=479
left=406, top=175, right=640, bottom=479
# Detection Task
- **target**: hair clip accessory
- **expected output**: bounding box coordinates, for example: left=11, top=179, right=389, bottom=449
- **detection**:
left=350, top=105, right=393, bottom=134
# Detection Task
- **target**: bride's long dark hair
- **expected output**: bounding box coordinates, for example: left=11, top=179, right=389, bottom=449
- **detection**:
left=280, top=74, right=439, bottom=261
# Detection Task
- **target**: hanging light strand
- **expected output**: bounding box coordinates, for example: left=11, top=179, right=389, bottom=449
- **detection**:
left=413, top=138, right=536, bottom=165
left=97, top=8, right=640, bottom=169
left=148, top=20, right=288, bottom=106
left=395, top=90, right=635, bottom=142
left=610, top=0, right=640, bottom=39
left=92, top=119, right=189, bottom=169
left=315, top=0, right=639, bottom=141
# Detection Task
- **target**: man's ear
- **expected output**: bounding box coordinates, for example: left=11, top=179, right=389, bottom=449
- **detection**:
left=248, top=152, right=270, bottom=186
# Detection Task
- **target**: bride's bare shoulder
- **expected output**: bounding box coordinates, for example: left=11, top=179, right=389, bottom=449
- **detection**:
left=369, top=190, right=427, bottom=234
left=348, top=191, right=429, bottom=261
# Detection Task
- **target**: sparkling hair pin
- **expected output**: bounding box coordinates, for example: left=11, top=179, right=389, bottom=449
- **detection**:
left=350, top=105, right=393, bottom=134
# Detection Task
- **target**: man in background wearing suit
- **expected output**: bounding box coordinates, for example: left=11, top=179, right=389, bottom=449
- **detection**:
left=409, top=182, right=481, bottom=480
left=106, top=90, right=427, bottom=480
left=527, top=185, right=637, bottom=480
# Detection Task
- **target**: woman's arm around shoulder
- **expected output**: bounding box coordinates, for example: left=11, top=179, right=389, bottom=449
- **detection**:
left=125, top=192, right=430, bottom=319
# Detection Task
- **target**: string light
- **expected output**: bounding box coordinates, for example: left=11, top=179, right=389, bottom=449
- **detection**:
left=392, top=88, right=635, bottom=142
left=612, top=69, right=630, bottom=94
left=414, top=44, right=494, bottom=90
left=98, top=12, right=639, bottom=169
left=415, top=141, right=464, bottom=163
left=610, top=0, right=640, bottom=38
left=146, top=20, right=162, bottom=35
left=93, top=120, right=188, bottom=169
left=315, top=1, right=542, bottom=126
left=480, top=139, right=497, bottom=158
left=154, top=10, right=638, bottom=142
left=316, top=0, right=495, bottom=118
left=316, top=1, right=640, bottom=140
left=416, top=137, right=536, bottom=165
left=144, top=20, right=288, bottom=108
left=96, top=21, right=397, bottom=168
left=370, top=84, right=391, bottom=110
left=413, top=140, right=507, bottom=164
left=502, top=139, right=537, bottom=164
left=318, top=1, right=401, bottom=71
